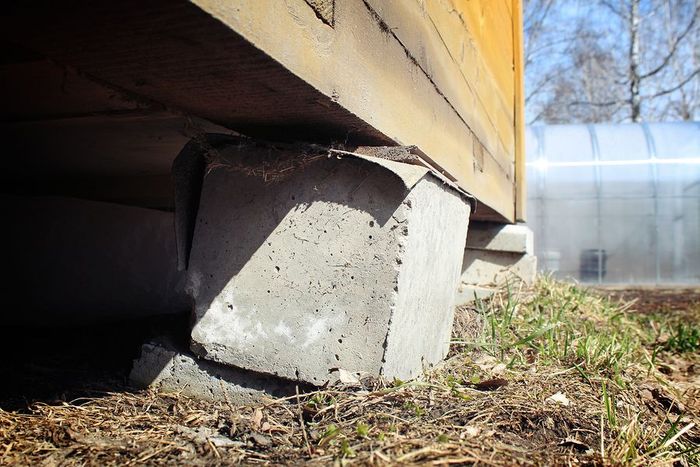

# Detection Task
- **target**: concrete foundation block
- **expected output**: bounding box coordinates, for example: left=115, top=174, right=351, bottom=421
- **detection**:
left=130, top=341, right=299, bottom=403
left=0, top=195, right=188, bottom=324
left=184, top=147, right=470, bottom=385
left=454, top=284, right=500, bottom=305
left=457, top=223, right=537, bottom=305
left=461, top=250, right=537, bottom=286
left=465, top=223, right=534, bottom=254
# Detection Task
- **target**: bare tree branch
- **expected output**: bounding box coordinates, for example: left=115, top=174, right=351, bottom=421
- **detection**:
left=638, top=3, right=700, bottom=80
left=567, top=98, right=631, bottom=108
left=525, top=63, right=576, bottom=104
left=524, top=0, right=700, bottom=123
left=599, top=0, right=627, bottom=19
left=642, top=67, right=700, bottom=99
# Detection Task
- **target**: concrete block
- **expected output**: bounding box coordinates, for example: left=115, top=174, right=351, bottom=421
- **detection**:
left=454, top=285, right=500, bottom=305
left=130, top=341, right=299, bottom=404
left=457, top=223, right=537, bottom=305
left=465, top=222, right=534, bottom=254
left=0, top=195, right=188, bottom=324
left=184, top=147, right=470, bottom=385
left=461, top=250, right=537, bottom=286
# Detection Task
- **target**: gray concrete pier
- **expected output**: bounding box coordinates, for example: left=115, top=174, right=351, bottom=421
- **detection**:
left=181, top=143, right=471, bottom=385
left=1, top=195, right=188, bottom=324
left=457, top=223, right=537, bottom=305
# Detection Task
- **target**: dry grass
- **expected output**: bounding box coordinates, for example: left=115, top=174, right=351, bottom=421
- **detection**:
left=195, top=135, right=332, bottom=183
left=1, top=279, right=699, bottom=466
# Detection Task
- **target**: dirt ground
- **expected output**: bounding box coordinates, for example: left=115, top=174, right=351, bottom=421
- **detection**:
left=597, top=287, right=700, bottom=315
left=0, top=281, right=698, bottom=466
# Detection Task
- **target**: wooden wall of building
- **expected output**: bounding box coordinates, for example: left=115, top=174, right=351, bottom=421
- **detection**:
left=1, top=0, right=525, bottom=221
left=194, top=0, right=525, bottom=221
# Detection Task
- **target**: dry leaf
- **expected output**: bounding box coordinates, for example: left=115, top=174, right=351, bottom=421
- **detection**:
left=463, top=425, right=480, bottom=438
left=337, top=368, right=360, bottom=384
left=546, top=392, right=571, bottom=406
left=472, top=378, right=508, bottom=391
left=250, top=432, right=272, bottom=446
left=559, top=437, right=589, bottom=452
left=251, top=408, right=263, bottom=431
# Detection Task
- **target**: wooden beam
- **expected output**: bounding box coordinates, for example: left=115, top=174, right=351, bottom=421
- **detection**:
left=1, top=0, right=520, bottom=221
left=192, top=0, right=516, bottom=220
left=512, top=0, right=527, bottom=221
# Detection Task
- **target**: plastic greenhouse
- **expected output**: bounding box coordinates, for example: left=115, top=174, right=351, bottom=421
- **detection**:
left=526, top=122, right=700, bottom=285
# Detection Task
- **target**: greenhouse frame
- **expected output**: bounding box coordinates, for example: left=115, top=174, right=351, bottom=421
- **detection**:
left=526, top=122, right=700, bottom=285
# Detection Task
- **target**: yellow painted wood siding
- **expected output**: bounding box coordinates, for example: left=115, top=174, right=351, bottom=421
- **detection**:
left=193, top=0, right=524, bottom=221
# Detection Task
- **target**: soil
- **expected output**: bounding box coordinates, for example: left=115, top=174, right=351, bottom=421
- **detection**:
left=0, top=286, right=698, bottom=465
left=596, top=287, right=700, bottom=315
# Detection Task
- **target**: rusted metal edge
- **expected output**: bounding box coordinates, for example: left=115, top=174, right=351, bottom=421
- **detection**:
left=329, top=148, right=477, bottom=210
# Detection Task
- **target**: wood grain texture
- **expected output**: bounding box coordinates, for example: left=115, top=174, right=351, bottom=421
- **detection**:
left=1, top=0, right=524, bottom=221
left=193, top=0, right=517, bottom=220
left=0, top=1, right=388, bottom=144
left=512, top=0, right=527, bottom=221
left=304, top=0, right=335, bottom=25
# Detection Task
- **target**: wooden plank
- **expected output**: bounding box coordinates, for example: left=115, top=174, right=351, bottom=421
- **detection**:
left=423, top=0, right=516, bottom=155
left=1, top=112, right=200, bottom=176
left=193, top=0, right=516, bottom=220
left=0, top=2, right=390, bottom=145
left=0, top=174, right=174, bottom=210
left=452, top=0, right=515, bottom=108
left=512, top=0, right=527, bottom=221
left=0, top=59, right=148, bottom=121
left=304, top=0, right=334, bottom=25
left=1, top=0, right=518, bottom=221
left=365, top=0, right=515, bottom=177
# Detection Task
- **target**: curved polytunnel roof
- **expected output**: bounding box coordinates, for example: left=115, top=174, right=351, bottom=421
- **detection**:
left=526, top=122, right=700, bottom=165
left=525, top=122, right=700, bottom=285
left=526, top=122, right=700, bottom=196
